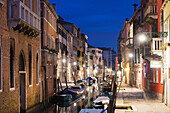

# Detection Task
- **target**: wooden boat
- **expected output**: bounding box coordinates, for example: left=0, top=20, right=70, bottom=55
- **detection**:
left=63, top=85, right=84, bottom=97
left=79, top=109, right=107, bottom=113
left=92, top=96, right=109, bottom=109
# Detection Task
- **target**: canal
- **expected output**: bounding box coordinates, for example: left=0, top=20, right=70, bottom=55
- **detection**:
left=41, top=85, right=102, bottom=113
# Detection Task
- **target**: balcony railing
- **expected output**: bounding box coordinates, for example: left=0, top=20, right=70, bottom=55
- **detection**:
left=151, top=38, right=162, bottom=56
left=126, top=38, right=133, bottom=48
left=8, top=1, right=40, bottom=37
left=144, top=2, right=157, bottom=24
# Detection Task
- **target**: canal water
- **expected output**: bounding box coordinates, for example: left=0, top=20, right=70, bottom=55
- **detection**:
left=41, top=85, right=102, bottom=113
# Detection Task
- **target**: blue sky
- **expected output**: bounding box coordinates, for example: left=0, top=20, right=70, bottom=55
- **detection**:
left=49, top=0, right=141, bottom=52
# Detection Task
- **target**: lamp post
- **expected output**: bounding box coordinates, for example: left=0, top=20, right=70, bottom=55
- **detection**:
left=137, top=32, right=167, bottom=93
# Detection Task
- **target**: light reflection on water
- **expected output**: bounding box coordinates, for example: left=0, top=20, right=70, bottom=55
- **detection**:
left=41, top=85, right=101, bottom=113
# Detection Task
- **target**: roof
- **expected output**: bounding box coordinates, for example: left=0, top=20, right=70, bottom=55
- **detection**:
left=41, top=0, right=59, bottom=19
left=59, top=20, right=78, bottom=30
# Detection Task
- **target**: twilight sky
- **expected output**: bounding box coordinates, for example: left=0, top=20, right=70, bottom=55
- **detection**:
left=49, top=0, right=141, bottom=52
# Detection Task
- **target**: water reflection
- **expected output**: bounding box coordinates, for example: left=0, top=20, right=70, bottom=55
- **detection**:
left=42, top=85, right=100, bottom=113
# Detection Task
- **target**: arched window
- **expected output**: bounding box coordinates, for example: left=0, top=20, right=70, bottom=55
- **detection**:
left=28, top=45, right=32, bottom=85
left=36, top=54, right=39, bottom=84
left=10, top=39, right=15, bottom=88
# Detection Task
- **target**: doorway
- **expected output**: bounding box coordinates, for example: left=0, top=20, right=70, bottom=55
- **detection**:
left=19, top=51, right=26, bottom=112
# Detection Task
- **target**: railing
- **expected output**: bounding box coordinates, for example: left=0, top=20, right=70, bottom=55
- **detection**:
left=144, top=2, right=157, bottom=22
left=126, top=38, right=133, bottom=47
left=151, top=38, right=162, bottom=56
left=8, top=1, right=40, bottom=31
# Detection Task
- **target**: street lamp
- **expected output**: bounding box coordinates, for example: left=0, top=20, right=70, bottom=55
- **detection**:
left=62, top=59, right=66, bottom=63
left=73, top=61, right=77, bottom=66
left=128, top=53, right=133, bottom=58
left=138, top=34, right=147, bottom=42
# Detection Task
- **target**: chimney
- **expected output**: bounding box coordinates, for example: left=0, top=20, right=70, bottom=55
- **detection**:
left=52, top=4, right=56, bottom=11
left=133, top=3, right=138, bottom=12
left=125, top=18, right=128, bottom=21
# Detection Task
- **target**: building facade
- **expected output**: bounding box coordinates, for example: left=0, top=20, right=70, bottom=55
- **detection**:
left=0, top=0, right=41, bottom=112
left=40, top=0, right=58, bottom=102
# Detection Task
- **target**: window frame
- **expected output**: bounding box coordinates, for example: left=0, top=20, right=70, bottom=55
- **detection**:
left=36, top=53, right=39, bottom=84
left=28, top=45, right=32, bottom=86
left=9, top=38, right=15, bottom=90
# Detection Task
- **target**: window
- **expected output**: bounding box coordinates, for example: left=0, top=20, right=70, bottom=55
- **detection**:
left=52, top=38, right=54, bottom=49
left=0, top=35, right=2, bottom=91
left=28, top=0, right=31, bottom=9
left=156, top=68, right=159, bottom=83
left=54, top=66, right=56, bottom=78
left=47, top=10, right=49, bottom=21
left=138, top=48, right=140, bottom=63
left=153, top=68, right=155, bottom=83
left=35, top=0, right=38, bottom=14
left=99, top=57, right=101, bottom=62
left=10, top=39, right=15, bottom=88
left=77, top=50, right=80, bottom=57
left=90, top=55, right=93, bottom=60
left=92, top=50, right=95, bottom=53
left=150, top=68, right=152, bottom=82
left=161, top=68, right=163, bottom=84
left=135, top=49, right=137, bottom=64
left=46, top=64, right=48, bottom=78
left=11, top=5, right=14, bottom=18
left=36, top=54, right=39, bottom=84
left=50, top=64, right=52, bottom=77
left=28, top=45, right=32, bottom=85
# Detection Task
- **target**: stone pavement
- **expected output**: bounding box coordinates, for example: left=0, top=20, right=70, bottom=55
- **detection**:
left=115, top=86, right=170, bottom=113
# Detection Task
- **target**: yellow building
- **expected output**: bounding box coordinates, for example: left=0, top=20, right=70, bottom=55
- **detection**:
left=77, top=28, right=84, bottom=80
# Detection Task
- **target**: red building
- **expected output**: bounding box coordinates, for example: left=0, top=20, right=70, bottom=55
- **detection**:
left=141, top=0, right=163, bottom=99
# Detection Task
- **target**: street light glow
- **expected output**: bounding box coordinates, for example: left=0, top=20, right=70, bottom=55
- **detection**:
left=129, top=53, right=133, bottom=58
left=62, top=59, right=66, bottom=63
left=73, top=62, right=77, bottom=66
left=139, top=34, right=146, bottom=42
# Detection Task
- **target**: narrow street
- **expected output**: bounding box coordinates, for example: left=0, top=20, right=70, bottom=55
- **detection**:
left=116, top=85, right=170, bottom=113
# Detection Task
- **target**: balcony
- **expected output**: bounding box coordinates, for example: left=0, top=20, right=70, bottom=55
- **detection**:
left=126, top=38, right=133, bottom=48
left=8, top=1, right=40, bottom=37
left=144, top=2, right=158, bottom=24
left=151, top=38, right=162, bottom=57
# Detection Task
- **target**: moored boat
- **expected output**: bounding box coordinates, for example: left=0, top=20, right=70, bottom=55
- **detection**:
left=92, top=96, right=109, bottom=109
left=62, top=85, right=84, bottom=97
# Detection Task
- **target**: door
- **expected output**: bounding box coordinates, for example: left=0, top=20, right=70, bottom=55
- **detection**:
left=20, top=73, right=26, bottom=112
